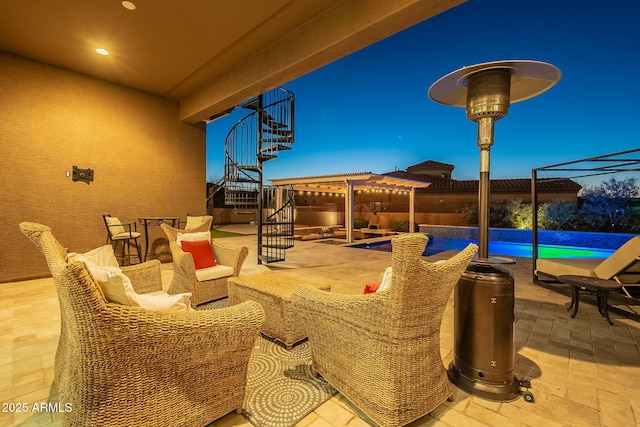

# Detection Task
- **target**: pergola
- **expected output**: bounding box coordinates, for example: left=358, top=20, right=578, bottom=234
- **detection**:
left=269, top=172, right=431, bottom=242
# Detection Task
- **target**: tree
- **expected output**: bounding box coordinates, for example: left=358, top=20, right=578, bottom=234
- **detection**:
left=504, top=199, right=532, bottom=229
left=579, top=177, right=639, bottom=232
left=539, top=200, right=578, bottom=230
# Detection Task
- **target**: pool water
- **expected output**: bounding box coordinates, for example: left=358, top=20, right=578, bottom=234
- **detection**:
left=353, top=236, right=615, bottom=258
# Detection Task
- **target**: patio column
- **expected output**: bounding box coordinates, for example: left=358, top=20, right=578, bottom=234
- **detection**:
left=345, top=182, right=354, bottom=243
left=409, top=188, right=416, bottom=233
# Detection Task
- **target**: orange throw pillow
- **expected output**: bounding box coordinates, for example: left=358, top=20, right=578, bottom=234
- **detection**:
left=363, top=281, right=381, bottom=294
left=181, top=240, right=216, bottom=269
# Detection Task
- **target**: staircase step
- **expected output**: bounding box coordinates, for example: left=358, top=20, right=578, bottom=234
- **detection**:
left=262, top=236, right=294, bottom=240
left=262, top=112, right=288, bottom=129
left=241, top=97, right=259, bottom=110
left=262, top=128, right=292, bottom=137
left=260, top=244, right=294, bottom=250
left=226, top=178, right=259, bottom=185
left=258, top=155, right=277, bottom=162
left=234, top=165, right=260, bottom=172
left=258, top=255, right=286, bottom=263
left=260, top=142, right=292, bottom=149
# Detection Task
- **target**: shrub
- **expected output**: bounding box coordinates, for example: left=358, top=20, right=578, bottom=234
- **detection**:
left=353, top=218, right=368, bottom=229
left=392, top=220, right=419, bottom=232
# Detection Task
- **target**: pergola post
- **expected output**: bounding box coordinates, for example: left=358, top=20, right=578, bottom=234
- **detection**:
left=409, top=188, right=416, bottom=233
left=345, top=182, right=354, bottom=243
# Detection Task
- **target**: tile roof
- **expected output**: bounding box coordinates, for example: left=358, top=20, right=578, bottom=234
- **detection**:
left=384, top=170, right=582, bottom=193
left=406, top=160, right=455, bottom=172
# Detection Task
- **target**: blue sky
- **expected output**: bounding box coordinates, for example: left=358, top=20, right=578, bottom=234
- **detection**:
left=206, top=0, right=639, bottom=186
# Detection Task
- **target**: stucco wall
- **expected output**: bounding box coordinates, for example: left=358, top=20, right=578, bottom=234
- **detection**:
left=1, top=52, right=207, bottom=282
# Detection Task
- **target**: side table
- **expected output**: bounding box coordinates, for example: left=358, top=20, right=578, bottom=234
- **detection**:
left=558, top=275, right=623, bottom=325
left=138, top=217, right=180, bottom=261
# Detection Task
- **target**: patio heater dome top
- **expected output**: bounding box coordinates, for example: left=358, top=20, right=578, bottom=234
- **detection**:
left=428, top=59, right=562, bottom=107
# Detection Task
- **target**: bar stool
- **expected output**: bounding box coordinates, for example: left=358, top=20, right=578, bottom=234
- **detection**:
left=102, top=214, right=142, bottom=265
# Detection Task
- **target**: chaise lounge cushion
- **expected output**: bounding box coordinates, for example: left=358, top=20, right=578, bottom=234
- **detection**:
left=536, top=236, right=640, bottom=284
left=594, top=236, right=640, bottom=280
left=536, top=257, right=604, bottom=279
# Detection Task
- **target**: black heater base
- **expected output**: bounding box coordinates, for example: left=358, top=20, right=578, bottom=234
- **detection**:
left=448, top=362, right=522, bottom=402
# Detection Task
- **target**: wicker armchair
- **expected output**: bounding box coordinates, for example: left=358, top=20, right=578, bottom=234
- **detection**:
left=20, top=222, right=264, bottom=427
left=185, top=214, right=213, bottom=230
left=292, top=233, right=477, bottom=427
left=160, top=222, right=248, bottom=305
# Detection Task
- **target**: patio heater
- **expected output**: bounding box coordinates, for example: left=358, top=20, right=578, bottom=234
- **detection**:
left=428, top=60, right=561, bottom=401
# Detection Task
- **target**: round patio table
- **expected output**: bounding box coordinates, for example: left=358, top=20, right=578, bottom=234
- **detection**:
left=558, top=275, right=622, bottom=325
left=138, top=217, right=180, bottom=261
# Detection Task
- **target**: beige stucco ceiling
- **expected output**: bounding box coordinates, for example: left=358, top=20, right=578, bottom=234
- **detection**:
left=0, top=0, right=465, bottom=123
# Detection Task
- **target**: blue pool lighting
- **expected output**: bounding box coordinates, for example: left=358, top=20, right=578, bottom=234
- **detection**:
left=353, top=236, right=615, bottom=259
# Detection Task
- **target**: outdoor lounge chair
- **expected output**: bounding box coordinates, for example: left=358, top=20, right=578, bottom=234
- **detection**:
left=536, top=235, right=640, bottom=297
left=19, top=222, right=264, bottom=426
left=160, top=222, right=248, bottom=305
left=292, top=233, right=477, bottom=427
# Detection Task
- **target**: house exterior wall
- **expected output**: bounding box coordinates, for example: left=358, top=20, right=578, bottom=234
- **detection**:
left=1, top=51, right=206, bottom=282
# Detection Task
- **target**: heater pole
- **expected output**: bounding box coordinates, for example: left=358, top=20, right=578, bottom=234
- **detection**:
left=477, top=116, right=494, bottom=260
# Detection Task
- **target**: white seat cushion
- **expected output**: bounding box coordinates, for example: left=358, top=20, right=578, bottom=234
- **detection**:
left=105, top=216, right=126, bottom=235
left=135, top=292, right=192, bottom=312
left=69, top=245, right=192, bottom=311
left=67, top=244, right=119, bottom=268
left=112, top=231, right=141, bottom=239
left=176, top=231, right=211, bottom=248
left=86, top=263, right=192, bottom=311
left=377, top=266, right=393, bottom=292
left=195, top=264, right=235, bottom=282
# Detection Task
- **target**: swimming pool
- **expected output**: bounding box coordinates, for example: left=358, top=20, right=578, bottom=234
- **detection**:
left=353, top=236, right=615, bottom=258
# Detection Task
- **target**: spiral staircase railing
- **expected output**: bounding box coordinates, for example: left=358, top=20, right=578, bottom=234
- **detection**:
left=223, top=87, right=295, bottom=263
left=260, top=185, right=295, bottom=263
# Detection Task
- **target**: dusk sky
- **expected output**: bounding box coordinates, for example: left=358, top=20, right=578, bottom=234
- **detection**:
left=206, top=0, right=639, bottom=187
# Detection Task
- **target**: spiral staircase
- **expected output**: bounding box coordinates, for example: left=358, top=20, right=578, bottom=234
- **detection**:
left=223, top=87, right=295, bottom=263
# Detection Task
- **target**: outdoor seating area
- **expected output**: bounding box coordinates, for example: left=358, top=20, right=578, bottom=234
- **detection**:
left=5, top=224, right=640, bottom=426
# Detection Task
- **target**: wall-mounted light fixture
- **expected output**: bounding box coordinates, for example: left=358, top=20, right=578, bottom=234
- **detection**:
left=72, top=166, right=94, bottom=184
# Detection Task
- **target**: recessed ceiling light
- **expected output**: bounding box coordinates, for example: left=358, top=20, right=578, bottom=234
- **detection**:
left=122, top=1, right=136, bottom=10
left=96, top=48, right=109, bottom=55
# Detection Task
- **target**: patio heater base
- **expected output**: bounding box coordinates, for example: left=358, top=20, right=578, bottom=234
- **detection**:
left=448, top=362, right=523, bottom=402
left=448, top=262, right=524, bottom=402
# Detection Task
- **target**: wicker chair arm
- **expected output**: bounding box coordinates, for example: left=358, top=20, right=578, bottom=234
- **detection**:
left=103, top=299, right=265, bottom=335
left=165, top=240, right=197, bottom=295
left=212, top=241, right=248, bottom=275
left=122, top=260, right=163, bottom=294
